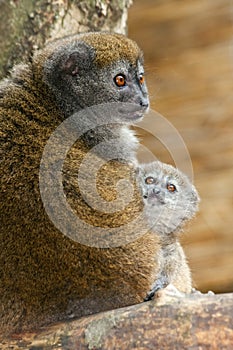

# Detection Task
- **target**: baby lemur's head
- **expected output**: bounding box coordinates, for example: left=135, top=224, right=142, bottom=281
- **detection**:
left=38, top=32, right=149, bottom=118
left=137, top=161, right=200, bottom=235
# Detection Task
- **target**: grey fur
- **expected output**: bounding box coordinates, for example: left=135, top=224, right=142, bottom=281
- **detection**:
left=137, top=161, right=200, bottom=297
left=43, top=41, right=148, bottom=115
left=43, top=39, right=149, bottom=162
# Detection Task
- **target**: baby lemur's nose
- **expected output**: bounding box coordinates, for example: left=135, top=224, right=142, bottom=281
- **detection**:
left=152, top=188, right=161, bottom=195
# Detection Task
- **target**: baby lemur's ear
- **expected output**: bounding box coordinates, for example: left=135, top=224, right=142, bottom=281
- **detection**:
left=61, top=42, right=95, bottom=76
left=191, top=185, right=200, bottom=205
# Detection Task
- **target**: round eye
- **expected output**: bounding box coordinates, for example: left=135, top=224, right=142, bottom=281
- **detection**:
left=145, top=176, right=155, bottom=185
left=114, top=74, right=126, bottom=87
left=139, top=74, right=145, bottom=85
left=167, top=183, right=177, bottom=192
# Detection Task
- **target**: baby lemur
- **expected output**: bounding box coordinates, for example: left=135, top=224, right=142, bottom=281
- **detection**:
left=137, top=161, right=200, bottom=300
left=0, top=32, right=162, bottom=337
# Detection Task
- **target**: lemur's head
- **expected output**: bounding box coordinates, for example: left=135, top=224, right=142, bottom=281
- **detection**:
left=137, top=161, right=200, bottom=234
left=39, top=32, right=149, bottom=117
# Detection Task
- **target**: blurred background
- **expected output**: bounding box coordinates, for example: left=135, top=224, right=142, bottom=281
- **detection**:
left=128, top=0, right=233, bottom=293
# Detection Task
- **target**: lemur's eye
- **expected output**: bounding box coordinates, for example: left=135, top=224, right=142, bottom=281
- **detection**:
left=145, top=176, right=155, bottom=185
left=167, top=183, right=177, bottom=192
left=139, top=73, right=145, bottom=85
left=114, top=74, right=126, bottom=87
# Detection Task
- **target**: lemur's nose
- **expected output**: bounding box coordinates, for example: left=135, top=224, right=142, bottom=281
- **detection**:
left=140, top=99, right=149, bottom=109
left=152, top=188, right=161, bottom=195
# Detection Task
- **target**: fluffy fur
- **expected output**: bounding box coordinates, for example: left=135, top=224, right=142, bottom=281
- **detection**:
left=0, top=32, right=159, bottom=337
left=137, top=161, right=200, bottom=297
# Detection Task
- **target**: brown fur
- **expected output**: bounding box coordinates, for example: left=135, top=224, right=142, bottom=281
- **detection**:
left=81, top=32, right=142, bottom=67
left=0, top=33, right=159, bottom=337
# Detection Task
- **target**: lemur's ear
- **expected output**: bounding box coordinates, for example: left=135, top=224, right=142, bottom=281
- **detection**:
left=61, top=52, right=80, bottom=76
left=191, top=185, right=200, bottom=203
left=44, top=41, right=95, bottom=85
left=61, top=42, right=95, bottom=76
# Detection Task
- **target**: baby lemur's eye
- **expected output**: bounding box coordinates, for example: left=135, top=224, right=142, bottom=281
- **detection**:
left=145, top=176, right=155, bottom=185
left=167, top=183, right=177, bottom=192
left=139, top=73, right=145, bottom=85
left=114, top=74, right=126, bottom=87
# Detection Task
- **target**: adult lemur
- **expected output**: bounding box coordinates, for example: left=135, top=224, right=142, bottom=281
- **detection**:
left=0, top=32, right=191, bottom=336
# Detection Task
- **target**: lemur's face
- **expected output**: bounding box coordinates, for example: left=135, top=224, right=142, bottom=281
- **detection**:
left=88, top=59, right=149, bottom=119
left=138, top=161, right=199, bottom=209
left=43, top=33, right=149, bottom=119
left=60, top=47, right=148, bottom=117
left=137, top=161, right=200, bottom=234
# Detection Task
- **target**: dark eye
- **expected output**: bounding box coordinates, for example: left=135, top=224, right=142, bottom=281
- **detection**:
left=145, top=176, right=155, bottom=185
left=139, top=73, right=145, bottom=85
left=167, top=183, right=177, bottom=192
left=114, top=74, right=126, bottom=87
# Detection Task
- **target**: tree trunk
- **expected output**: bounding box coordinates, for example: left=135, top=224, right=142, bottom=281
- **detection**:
left=1, top=293, right=232, bottom=349
left=0, top=0, right=132, bottom=79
